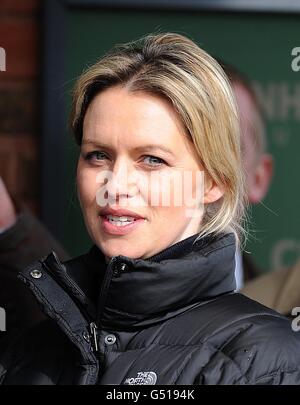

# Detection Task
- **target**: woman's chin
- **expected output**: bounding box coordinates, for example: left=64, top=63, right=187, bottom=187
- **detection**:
left=97, top=241, right=144, bottom=260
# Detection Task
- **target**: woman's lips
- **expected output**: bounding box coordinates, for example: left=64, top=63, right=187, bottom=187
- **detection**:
left=99, top=207, right=144, bottom=219
left=100, top=215, right=146, bottom=235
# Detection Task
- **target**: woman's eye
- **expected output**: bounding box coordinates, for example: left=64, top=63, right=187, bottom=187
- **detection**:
left=84, top=151, right=107, bottom=162
left=143, top=155, right=166, bottom=167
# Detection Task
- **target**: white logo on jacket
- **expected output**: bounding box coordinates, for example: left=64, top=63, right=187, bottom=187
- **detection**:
left=124, top=371, right=157, bottom=385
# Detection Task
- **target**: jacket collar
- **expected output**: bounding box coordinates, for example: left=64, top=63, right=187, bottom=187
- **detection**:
left=20, top=232, right=236, bottom=333
left=81, top=232, right=237, bottom=329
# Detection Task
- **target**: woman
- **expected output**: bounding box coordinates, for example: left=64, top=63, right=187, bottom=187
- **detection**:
left=1, top=33, right=300, bottom=385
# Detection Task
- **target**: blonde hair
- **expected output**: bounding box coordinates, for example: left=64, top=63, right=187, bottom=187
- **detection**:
left=70, top=32, right=247, bottom=244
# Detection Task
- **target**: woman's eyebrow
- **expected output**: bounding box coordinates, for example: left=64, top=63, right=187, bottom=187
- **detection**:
left=133, top=145, right=175, bottom=156
left=81, top=140, right=175, bottom=156
left=81, top=140, right=115, bottom=153
left=82, top=139, right=109, bottom=147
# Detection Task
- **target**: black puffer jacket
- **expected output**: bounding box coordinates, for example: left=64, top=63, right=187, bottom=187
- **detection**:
left=1, top=232, right=300, bottom=385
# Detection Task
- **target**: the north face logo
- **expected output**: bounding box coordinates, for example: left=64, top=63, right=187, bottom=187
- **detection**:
left=124, top=371, right=157, bottom=385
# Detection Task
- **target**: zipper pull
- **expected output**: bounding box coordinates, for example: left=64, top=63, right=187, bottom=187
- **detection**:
left=89, top=322, right=99, bottom=353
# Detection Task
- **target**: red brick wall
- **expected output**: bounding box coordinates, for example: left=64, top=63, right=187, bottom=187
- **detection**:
left=0, top=0, right=41, bottom=214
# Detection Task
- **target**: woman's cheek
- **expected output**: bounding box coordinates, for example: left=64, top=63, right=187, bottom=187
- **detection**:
left=138, top=171, right=176, bottom=208
left=77, top=167, right=99, bottom=208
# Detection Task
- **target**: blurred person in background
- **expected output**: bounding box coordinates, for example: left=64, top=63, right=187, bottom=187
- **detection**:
left=0, top=0, right=69, bottom=340
left=220, top=62, right=273, bottom=290
left=0, top=177, right=69, bottom=337
left=224, top=64, right=300, bottom=318
left=242, top=234, right=300, bottom=317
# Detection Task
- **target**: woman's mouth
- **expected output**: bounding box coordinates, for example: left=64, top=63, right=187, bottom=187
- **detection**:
left=106, top=215, right=136, bottom=226
left=100, top=214, right=146, bottom=235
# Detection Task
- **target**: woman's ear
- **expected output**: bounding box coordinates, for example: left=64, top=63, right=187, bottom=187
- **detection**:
left=203, top=177, right=224, bottom=204
left=247, top=154, right=273, bottom=204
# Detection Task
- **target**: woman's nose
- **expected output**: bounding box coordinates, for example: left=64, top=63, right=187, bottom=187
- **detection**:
left=105, top=160, right=138, bottom=201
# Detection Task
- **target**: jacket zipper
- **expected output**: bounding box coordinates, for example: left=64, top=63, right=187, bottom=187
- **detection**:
left=41, top=260, right=101, bottom=354
left=42, top=253, right=118, bottom=355
left=89, top=322, right=99, bottom=353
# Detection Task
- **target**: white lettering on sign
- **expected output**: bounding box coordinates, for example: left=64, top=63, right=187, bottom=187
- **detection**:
left=253, top=82, right=300, bottom=121
left=271, top=239, right=300, bottom=271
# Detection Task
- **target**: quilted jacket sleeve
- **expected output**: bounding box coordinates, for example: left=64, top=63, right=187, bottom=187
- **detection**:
left=0, top=208, right=69, bottom=337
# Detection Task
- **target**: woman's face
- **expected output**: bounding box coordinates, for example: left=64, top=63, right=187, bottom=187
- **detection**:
left=77, top=85, right=221, bottom=260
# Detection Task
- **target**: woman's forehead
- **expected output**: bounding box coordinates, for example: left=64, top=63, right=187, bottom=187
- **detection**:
left=82, top=87, right=187, bottom=147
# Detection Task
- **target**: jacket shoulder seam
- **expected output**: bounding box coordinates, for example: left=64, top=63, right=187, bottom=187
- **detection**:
left=200, top=242, right=236, bottom=257
left=254, top=367, right=300, bottom=383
